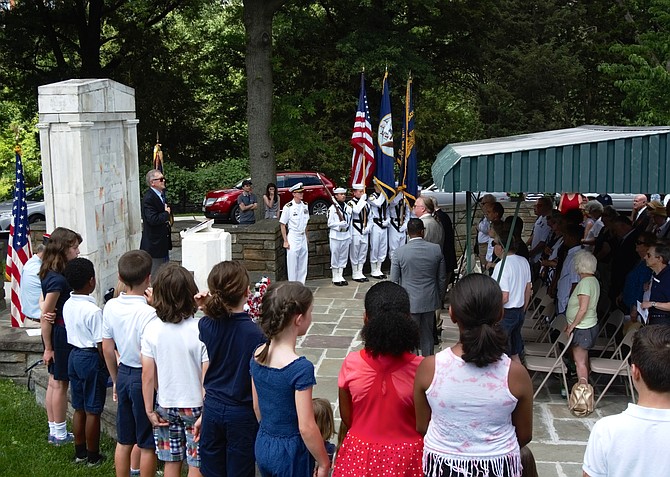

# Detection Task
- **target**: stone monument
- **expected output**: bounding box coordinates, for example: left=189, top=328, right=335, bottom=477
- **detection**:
left=37, top=79, right=142, bottom=302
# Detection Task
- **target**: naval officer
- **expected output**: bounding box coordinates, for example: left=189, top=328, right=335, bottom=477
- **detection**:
left=280, top=182, right=310, bottom=283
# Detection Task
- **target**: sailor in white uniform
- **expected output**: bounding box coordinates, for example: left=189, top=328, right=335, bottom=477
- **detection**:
left=348, top=183, right=372, bottom=282
left=388, top=189, right=410, bottom=260
left=327, top=187, right=352, bottom=286
left=368, top=182, right=390, bottom=279
left=280, top=182, right=310, bottom=283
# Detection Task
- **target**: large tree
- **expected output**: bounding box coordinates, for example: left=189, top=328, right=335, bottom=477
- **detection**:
left=243, top=0, right=288, bottom=218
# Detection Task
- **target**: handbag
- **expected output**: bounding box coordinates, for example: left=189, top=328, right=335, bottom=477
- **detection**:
left=568, top=379, right=594, bottom=417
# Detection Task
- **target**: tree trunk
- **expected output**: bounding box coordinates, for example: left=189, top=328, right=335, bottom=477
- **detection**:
left=243, top=0, right=286, bottom=220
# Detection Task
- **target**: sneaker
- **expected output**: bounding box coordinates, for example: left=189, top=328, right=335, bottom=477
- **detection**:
left=560, top=386, right=568, bottom=399
left=87, top=454, right=106, bottom=467
left=49, top=432, right=74, bottom=446
left=130, top=470, right=141, bottom=476
left=74, top=456, right=87, bottom=465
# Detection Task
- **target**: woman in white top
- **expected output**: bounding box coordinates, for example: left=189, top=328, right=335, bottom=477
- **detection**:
left=414, top=273, right=533, bottom=477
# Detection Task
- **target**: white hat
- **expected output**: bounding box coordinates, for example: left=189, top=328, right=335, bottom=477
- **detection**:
left=333, top=187, right=347, bottom=194
left=352, top=183, right=365, bottom=190
left=289, top=182, right=304, bottom=193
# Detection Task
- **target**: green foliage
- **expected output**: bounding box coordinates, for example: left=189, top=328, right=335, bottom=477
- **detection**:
left=0, top=379, right=116, bottom=476
left=143, top=158, right=250, bottom=212
left=0, top=99, right=41, bottom=200
left=599, top=0, right=670, bottom=124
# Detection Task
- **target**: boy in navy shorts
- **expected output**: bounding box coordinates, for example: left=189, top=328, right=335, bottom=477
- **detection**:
left=63, top=258, right=109, bottom=466
left=102, top=250, right=157, bottom=477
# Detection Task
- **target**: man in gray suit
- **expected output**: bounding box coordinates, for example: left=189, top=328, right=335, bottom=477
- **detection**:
left=390, top=218, right=447, bottom=356
left=414, top=196, right=443, bottom=249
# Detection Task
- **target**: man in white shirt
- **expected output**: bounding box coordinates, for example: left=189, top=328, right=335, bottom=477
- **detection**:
left=583, top=325, right=670, bottom=477
left=527, top=197, right=553, bottom=272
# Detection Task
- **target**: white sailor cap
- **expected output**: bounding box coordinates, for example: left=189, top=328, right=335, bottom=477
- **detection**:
left=289, top=182, right=304, bottom=193
left=352, top=183, right=365, bottom=190
left=333, top=187, right=347, bottom=194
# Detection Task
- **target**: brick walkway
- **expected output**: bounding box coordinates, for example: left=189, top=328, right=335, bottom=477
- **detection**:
left=301, top=278, right=631, bottom=477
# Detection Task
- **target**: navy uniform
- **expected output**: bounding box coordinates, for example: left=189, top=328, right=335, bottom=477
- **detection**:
left=368, top=184, right=389, bottom=279
left=328, top=187, right=352, bottom=286
left=389, top=191, right=410, bottom=260
left=280, top=183, right=310, bottom=283
left=349, top=183, right=372, bottom=282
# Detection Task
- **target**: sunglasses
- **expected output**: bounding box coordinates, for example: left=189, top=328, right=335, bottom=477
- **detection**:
left=152, top=177, right=166, bottom=182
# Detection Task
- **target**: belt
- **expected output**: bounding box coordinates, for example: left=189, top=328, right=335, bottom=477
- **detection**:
left=290, top=231, right=305, bottom=235
left=74, top=347, right=98, bottom=353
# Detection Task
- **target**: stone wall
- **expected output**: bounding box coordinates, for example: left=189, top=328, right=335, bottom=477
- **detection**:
left=213, top=216, right=332, bottom=283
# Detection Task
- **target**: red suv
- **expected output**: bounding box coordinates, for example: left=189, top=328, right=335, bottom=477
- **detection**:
left=203, top=171, right=336, bottom=223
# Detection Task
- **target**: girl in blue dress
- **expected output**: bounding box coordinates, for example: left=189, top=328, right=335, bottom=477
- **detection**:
left=250, top=281, right=330, bottom=477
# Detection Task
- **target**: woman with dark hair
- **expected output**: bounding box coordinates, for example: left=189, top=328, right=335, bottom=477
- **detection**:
left=414, top=273, right=533, bottom=477
left=263, top=183, right=280, bottom=219
left=333, top=281, right=423, bottom=476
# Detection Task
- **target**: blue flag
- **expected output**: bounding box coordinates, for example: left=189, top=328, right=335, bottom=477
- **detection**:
left=399, top=77, right=418, bottom=206
left=374, top=71, right=396, bottom=201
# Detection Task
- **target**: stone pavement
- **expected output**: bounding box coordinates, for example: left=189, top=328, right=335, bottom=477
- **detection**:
left=299, top=278, right=631, bottom=477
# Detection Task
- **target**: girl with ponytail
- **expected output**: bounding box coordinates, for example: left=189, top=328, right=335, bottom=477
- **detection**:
left=250, top=281, right=330, bottom=477
left=414, top=273, right=533, bottom=477
left=193, top=261, right=266, bottom=477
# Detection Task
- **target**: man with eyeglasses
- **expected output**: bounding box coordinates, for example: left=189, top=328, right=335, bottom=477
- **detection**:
left=140, top=169, right=172, bottom=277
left=641, top=243, right=670, bottom=326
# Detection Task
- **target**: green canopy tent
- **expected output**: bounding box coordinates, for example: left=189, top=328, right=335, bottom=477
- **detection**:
left=431, top=125, right=670, bottom=274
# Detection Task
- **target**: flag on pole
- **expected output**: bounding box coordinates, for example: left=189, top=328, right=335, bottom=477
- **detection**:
left=398, top=76, right=418, bottom=206
left=153, top=136, right=164, bottom=174
left=350, top=72, right=375, bottom=187
left=6, top=145, right=32, bottom=328
left=374, top=70, right=396, bottom=201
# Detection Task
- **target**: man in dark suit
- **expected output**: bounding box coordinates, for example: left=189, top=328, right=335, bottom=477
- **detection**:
left=390, top=218, right=447, bottom=356
left=140, top=169, right=172, bottom=277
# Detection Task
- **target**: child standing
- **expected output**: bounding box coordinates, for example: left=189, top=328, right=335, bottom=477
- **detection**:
left=251, top=281, right=330, bottom=477
left=141, top=263, right=209, bottom=477
left=193, top=261, right=266, bottom=477
left=40, top=227, right=82, bottom=445
left=312, top=398, right=336, bottom=466
left=102, top=250, right=157, bottom=477
left=333, top=281, right=424, bottom=477
left=62, top=257, right=109, bottom=466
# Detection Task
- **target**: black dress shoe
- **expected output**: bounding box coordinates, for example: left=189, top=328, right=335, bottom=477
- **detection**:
left=341, top=280, right=349, bottom=286
left=371, top=274, right=385, bottom=280
left=353, top=278, right=366, bottom=283
left=333, top=281, right=343, bottom=287
left=362, top=277, right=369, bottom=282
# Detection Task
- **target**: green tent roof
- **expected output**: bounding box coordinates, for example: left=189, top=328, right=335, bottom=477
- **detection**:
left=432, top=125, right=670, bottom=194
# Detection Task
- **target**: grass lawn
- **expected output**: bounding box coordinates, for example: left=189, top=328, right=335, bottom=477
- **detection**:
left=0, top=378, right=116, bottom=476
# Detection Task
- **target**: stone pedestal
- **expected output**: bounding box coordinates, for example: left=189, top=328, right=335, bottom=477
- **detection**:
left=37, top=79, right=141, bottom=302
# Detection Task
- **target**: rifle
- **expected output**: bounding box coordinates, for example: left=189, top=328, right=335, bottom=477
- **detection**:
left=316, top=172, right=344, bottom=222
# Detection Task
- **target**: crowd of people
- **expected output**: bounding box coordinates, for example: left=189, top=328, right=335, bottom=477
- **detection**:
left=19, top=184, right=670, bottom=477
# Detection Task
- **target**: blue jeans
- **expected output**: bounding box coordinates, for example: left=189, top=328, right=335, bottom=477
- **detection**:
left=199, top=397, right=259, bottom=477
left=501, top=307, right=525, bottom=357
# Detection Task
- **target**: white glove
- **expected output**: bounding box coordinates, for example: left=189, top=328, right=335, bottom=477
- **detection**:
left=399, top=225, right=407, bottom=233
left=382, top=218, right=391, bottom=227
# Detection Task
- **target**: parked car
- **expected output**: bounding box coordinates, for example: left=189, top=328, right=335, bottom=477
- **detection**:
left=0, top=185, right=46, bottom=230
left=203, top=171, right=336, bottom=224
left=419, top=183, right=509, bottom=208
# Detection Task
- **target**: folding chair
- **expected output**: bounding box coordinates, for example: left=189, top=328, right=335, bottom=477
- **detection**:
left=524, top=315, right=567, bottom=357
left=525, top=330, right=574, bottom=399
left=590, top=309, right=625, bottom=357
left=522, top=302, right=556, bottom=343
left=590, top=329, right=637, bottom=407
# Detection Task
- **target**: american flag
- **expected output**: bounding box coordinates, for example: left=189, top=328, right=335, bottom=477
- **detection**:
left=350, top=73, right=375, bottom=187
left=6, top=146, right=32, bottom=327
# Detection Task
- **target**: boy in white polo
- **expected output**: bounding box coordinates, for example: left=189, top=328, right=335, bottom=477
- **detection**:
left=583, top=325, right=670, bottom=476
left=102, top=250, right=157, bottom=477
left=63, top=257, right=108, bottom=466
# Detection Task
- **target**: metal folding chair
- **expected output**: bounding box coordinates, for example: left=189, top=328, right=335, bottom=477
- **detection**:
left=526, top=330, right=574, bottom=399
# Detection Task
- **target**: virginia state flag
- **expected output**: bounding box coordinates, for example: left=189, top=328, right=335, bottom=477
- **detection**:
left=374, top=71, right=396, bottom=201
left=398, top=76, right=418, bottom=206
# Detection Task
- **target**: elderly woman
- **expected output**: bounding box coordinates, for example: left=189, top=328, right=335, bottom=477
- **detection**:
left=641, top=242, right=670, bottom=326
left=565, top=250, right=600, bottom=384
left=581, top=200, right=604, bottom=251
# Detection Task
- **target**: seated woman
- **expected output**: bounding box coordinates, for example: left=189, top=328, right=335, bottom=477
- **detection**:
left=414, top=273, right=533, bottom=477
left=334, top=281, right=423, bottom=477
